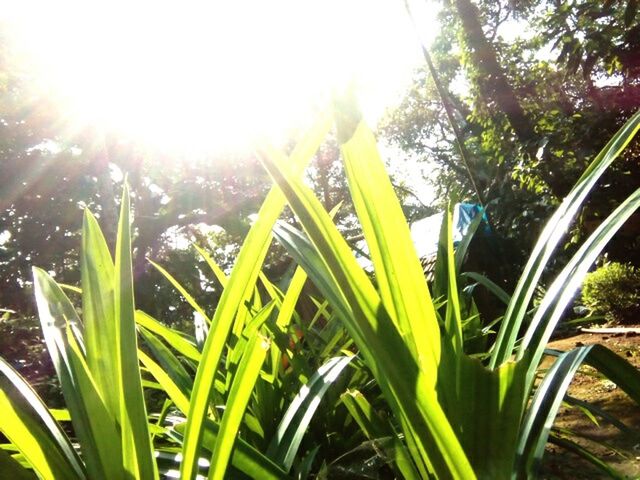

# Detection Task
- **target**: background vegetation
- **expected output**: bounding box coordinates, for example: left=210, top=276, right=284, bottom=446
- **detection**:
left=1, top=0, right=640, bottom=478
left=581, top=261, right=640, bottom=324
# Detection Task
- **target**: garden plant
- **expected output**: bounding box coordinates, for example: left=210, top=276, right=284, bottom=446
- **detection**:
left=0, top=104, right=640, bottom=479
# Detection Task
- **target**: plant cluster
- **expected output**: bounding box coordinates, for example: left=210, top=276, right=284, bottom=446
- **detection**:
left=0, top=106, right=639, bottom=479
left=582, top=261, right=640, bottom=325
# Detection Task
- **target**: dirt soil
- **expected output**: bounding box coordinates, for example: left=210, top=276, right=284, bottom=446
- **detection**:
left=540, top=326, right=640, bottom=479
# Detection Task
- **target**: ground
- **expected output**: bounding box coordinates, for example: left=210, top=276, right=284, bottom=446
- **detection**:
left=540, top=326, right=640, bottom=479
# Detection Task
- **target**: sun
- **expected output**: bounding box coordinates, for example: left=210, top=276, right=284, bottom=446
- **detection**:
left=4, top=0, right=437, bottom=155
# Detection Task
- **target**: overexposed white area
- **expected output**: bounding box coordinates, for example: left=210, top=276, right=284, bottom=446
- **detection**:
left=3, top=0, right=439, bottom=155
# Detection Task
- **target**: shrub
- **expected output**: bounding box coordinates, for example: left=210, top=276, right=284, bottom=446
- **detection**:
left=582, top=261, right=640, bottom=324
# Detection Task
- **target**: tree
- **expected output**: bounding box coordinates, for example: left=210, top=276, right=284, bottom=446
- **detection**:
left=382, top=0, right=640, bottom=282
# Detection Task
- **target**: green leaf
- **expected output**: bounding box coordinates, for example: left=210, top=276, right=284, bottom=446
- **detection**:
left=270, top=265, right=308, bottom=378
left=150, top=259, right=211, bottom=324
left=81, top=209, right=119, bottom=420
left=268, top=356, right=353, bottom=472
left=33, top=267, right=123, bottom=480
left=548, top=433, right=624, bottom=479
left=135, top=310, right=201, bottom=362
left=271, top=220, right=472, bottom=478
left=293, top=445, right=320, bottom=480
left=172, top=420, right=291, bottom=480
left=583, top=344, right=640, bottom=404
left=519, top=188, right=640, bottom=388
left=491, top=110, right=640, bottom=368
left=263, top=118, right=473, bottom=476
left=114, top=186, right=157, bottom=479
left=193, top=243, right=229, bottom=288
left=138, top=350, right=190, bottom=415
left=339, top=119, right=440, bottom=378
left=208, top=331, right=270, bottom=480
left=341, top=389, right=420, bottom=480
left=179, top=111, right=332, bottom=480
left=460, top=272, right=511, bottom=306
left=439, top=204, right=463, bottom=354
left=0, top=357, right=85, bottom=480
left=0, top=446, right=35, bottom=480
left=437, top=353, right=527, bottom=480
left=517, top=344, right=640, bottom=477
left=138, top=326, right=194, bottom=398
left=564, top=396, right=633, bottom=436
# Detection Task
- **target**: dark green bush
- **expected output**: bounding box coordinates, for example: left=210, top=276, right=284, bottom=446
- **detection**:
left=581, top=262, right=640, bottom=325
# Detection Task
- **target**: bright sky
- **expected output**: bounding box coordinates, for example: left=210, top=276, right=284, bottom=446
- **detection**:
left=4, top=0, right=439, bottom=156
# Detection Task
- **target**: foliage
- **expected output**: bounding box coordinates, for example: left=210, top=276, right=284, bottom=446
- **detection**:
left=382, top=0, right=640, bottom=290
left=0, top=32, right=376, bottom=391
left=0, top=311, right=61, bottom=405
left=1, top=105, right=640, bottom=479
left=581, top=261, right=640, bottom=324
left=268, top=103, right=640, bottom=478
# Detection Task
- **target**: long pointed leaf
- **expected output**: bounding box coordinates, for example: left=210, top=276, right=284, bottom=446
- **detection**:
left=339, top=117, right=440, bottom=376
left=548, top=433, right=625, bottom=479
left=208, top=332, right=270, bottom=480
left=491, top=110, right=640, bottom=368
left=172, top=420, right=291, bottom=480
left=460, top=272, right=511, bottom=306
left=0, top=357, right=85, bottom=480
left=268, top=356, right=353, bottom=472
left=0, top=445, right=35, bottom=480
left=519, top=188, right=640, bottom=388
left=33, top=267, right=123, bottom=480
left=270, top=219, right=473, bottom=478
left=517, top=344, right=640, bottom=477
left=135, top=310, right=201, bottom=363
left=138, top=350, right=190, bottom=415
left=341, top=389, right=420, bottom=480
left=81, top=210, right=119, bottom=419
left=150, top=259, right=211, bottom=324
left=139, top=326, right=194, bottom=397
left=193, top=243, right=229, bottom=289
left=179, top=112, right=332, bottom=480
left=114, top=186, right=157, bottom=479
